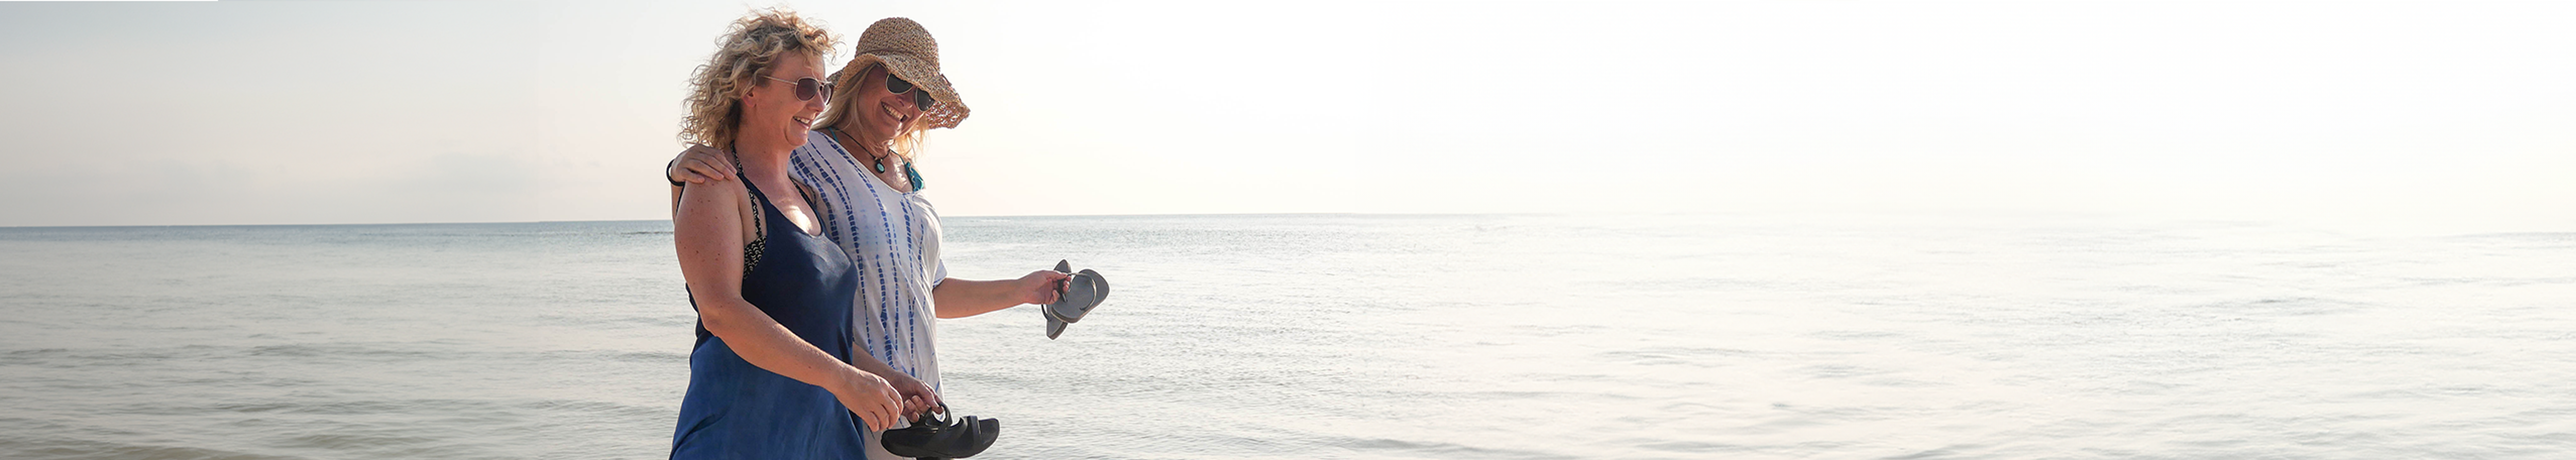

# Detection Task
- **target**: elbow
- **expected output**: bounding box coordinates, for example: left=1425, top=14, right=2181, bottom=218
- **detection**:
left=691, top=297, right=757, bottom=337
left=930, top=300, right=979, bottom=319
left=932, top=302, right=1006, bottom=319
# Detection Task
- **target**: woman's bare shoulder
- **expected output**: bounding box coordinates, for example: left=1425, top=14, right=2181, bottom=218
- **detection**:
left=675, top=180, right=751, bottom=224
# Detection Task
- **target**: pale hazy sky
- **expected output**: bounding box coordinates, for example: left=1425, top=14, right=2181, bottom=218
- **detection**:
left=2, top=0, right=2570, bottom=232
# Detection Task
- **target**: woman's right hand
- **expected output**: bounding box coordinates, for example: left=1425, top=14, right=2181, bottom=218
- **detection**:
left=669, top=144, right=735, bottom=185
left=834, top=370, right=906, bottom=432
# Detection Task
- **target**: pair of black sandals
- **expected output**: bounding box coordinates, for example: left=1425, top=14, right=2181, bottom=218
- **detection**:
left=880, top=404, right=1000, bottom=459
left=880, top=260, right=1109, bottom=458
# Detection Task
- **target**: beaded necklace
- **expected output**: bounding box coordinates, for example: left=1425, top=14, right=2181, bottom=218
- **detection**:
left=825, top=127, right=924, bottom=192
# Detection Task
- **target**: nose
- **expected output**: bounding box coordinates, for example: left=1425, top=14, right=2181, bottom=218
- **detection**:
left=803, top=89, right=828, bottom=113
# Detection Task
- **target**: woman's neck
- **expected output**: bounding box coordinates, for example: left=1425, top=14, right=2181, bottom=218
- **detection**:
left=731, top=135, right=794, bottom=180
left=822, top=123, right=913, bottom=193
left=827, top=121, right=884, bottom=156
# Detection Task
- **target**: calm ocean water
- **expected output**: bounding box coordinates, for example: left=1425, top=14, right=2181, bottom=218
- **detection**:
left=1, top=213, right=2571, bottom=459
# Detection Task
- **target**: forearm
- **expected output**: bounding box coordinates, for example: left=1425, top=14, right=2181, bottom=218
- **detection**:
left=696, top=297, right=870, bottom=390
left=930, top=278, right=1026, bottom=319
left=842, top=342, right=909, bottom=379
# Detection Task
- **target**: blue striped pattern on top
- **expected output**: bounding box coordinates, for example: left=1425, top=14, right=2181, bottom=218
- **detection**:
left=787, top=131, right=946, bottom=396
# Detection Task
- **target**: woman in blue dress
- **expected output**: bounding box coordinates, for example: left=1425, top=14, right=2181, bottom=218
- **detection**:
left=667, top=9, right=904, bottom=458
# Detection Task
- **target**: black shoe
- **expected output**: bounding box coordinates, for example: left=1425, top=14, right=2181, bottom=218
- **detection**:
left=880, top=405, right=998, bottom=459
left=1044, top=260, right=1111, bottom=339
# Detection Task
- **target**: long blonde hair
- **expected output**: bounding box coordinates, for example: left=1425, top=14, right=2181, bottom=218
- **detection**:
left=677, top=8, right=837, bottom=149
left=817, top=63, right=929, bottom=160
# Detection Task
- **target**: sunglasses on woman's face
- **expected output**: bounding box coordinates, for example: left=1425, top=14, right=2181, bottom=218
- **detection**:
left=885, top=74, right=936, bottom=109
left=763, top=75, right=834, bottom=101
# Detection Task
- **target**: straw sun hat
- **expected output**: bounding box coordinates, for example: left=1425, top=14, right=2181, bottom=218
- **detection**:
left=835, top=18, right=969, bottom=129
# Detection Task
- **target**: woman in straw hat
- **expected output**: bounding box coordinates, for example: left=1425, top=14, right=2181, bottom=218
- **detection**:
left=667, top=16, right=1069, bottom=456
left=665, top=9, right=904, bottom=458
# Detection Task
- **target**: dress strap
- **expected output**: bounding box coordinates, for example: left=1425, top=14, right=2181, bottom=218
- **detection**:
left=733, top=152, right=768, bottom=276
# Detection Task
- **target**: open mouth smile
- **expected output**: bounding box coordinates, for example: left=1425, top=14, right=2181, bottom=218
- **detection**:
left=880, top=101, right=916, bottom=125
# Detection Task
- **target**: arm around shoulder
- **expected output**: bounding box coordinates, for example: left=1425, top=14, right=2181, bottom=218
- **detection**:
left=669, top=145, right=736, bottom=213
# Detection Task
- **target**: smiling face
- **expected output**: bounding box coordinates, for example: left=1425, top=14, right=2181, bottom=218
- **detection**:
left=852, top=65, right=923, bottom=145
left=739, top=52, right=829, bottom=151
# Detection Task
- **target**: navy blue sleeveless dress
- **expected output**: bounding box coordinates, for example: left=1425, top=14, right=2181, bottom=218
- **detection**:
left=670, top=180, right=868, bottom=459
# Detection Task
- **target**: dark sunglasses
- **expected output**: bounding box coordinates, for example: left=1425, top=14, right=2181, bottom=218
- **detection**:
left=886, top=74, right=937, bottom=109
left=762, top=75, right=834, bottom=101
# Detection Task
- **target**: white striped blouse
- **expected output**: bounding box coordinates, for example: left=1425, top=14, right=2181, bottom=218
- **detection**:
left=787, top=130, right=946, bottom=393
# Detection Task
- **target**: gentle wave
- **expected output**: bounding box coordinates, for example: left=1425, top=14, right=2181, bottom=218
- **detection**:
left=4, top=215, right=2572, bottom=459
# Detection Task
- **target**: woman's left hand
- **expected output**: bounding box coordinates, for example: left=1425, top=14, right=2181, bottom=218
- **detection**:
left=882, top=371, right=943, bottom=419
left=1015, top=269, right=1073, bottom=305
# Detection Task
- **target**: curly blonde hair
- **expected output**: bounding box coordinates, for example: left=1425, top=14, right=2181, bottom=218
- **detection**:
left=679, top=8, right=837, bottom=149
